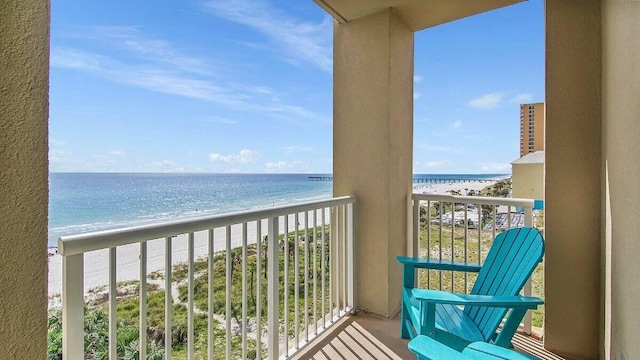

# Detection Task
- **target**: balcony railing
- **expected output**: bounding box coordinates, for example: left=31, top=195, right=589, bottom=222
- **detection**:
left=410, top=194, right=541, bottom=335
left=59, top=195, right=356, bottom=360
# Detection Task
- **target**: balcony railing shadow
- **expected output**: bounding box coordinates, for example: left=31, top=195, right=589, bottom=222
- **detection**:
left=289, top=312, right=565, bottom=360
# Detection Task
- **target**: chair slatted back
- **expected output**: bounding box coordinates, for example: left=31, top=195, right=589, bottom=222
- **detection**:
left=464, top=227, right=544, bottom=341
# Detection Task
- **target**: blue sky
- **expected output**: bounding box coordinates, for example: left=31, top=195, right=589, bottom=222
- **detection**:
left=49, top=0, right=544, bottom=174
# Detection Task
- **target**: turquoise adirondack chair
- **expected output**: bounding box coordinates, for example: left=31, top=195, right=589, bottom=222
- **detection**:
left=397, top=227, right=544, bottom=351
left=409, top=335, right=540, bottom=360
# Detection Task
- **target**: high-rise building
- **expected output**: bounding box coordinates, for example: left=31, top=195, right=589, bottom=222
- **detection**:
left=519, top=102, right=545, bottom=156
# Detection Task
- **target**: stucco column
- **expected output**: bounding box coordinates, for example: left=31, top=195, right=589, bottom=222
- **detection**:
left=544, top=1, right=601, bottom=359
left=333, top=9, right=414, bottom=317
left=602, top=2, right=640, bottom=359
left=0, top=0, right=50, bottom=358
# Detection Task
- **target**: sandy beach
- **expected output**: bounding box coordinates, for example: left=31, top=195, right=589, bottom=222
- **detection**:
left=48, top=179, right=500, bottom=307
left=48, top=210, right=324, bottom=304
left=412, top=179, right=498, bottom=195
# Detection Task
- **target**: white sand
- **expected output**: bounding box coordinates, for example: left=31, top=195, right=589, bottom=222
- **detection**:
left=48, top=211, right=323, bottom=301
left=413, top=179, right=497, bottom=195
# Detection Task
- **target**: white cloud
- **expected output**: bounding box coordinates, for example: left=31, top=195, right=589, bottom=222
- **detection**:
left=452, top=120, right=462, bottom=129
left=480, top=163, right=511, bottom=173
left=51, top=27, right=328, bottom=123
left=420, top=144, right=465, bottom=155
left=202, top=0, right=332, bottom=72
left=108, top=150, right=126, bottom=156
left=50, top=138, right=66, bottom=146
left=265, top=160, right=307, bottom=171
left=510, top=93, right=534, bottom=103
left=414, top=75, right=423, bottom=83
left=282, top=145, right=311, bottom=154
left=146, top=160, right=204, bottom=173
left=210, top=117, right=238, bottom=125
left=49, top=149, right=72, bottom=164
left=426, top=160, right=452, bottom=169
left=51, top=47, right=238, bottom=103
left=414, top=92, right=422, bottom=100
left=467, top=92, right=504, bottom=109
left=209, top=149, right=260, bottom=164
left=265, top=161, right=288, bottom=169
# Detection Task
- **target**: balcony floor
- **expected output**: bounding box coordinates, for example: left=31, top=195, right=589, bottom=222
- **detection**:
left=288, top=312, right=566, bottom=360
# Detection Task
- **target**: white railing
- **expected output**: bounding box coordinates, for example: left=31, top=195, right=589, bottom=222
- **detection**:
left=411, top=194, right=539, bottom=335
left=59, top=196, right=356, bottom=360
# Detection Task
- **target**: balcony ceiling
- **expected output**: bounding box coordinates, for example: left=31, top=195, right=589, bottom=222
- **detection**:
left=313, top=0, right=525, bottom=32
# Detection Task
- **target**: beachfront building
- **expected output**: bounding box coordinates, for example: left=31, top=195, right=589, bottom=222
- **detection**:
left=2, top=1, right=640, bottom=359
left=520, top=102, right=546, bottom=156
left=512, top=151, right=544, bottom=200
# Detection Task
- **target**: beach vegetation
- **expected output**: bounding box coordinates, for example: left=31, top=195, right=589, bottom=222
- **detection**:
left=48, top=226, right=331, bottom=359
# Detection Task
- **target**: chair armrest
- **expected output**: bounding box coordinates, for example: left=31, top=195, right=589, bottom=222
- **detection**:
left=408, top=335, right=470, bottom=360
left=412, top=289, right=543, bottom=309
left=397, top=256, right=482, bottom=273
left=465, top=342, right=540, bottom=360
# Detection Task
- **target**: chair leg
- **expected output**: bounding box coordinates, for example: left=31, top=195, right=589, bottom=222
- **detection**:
left=494, top=308, right=528, bottom=348
left=401, top=300, right=412, bottom=339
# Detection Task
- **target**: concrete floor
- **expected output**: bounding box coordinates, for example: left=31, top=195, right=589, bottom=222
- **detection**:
left=287, top=312, right=566, bottom=360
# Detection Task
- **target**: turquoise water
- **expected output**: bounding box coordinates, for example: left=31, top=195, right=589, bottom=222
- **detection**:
left=48, top=173, right=505, bottom=246
left=48, top=173, right=332, bottom=246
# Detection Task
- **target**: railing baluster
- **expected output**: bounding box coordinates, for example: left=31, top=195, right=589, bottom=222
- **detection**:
left=328, top=207, right=334, bottom=323
left=477, top=204, right=482, bottom=266
left=208, top=229, right=215, bottom=360
left=427, top=201, right=431, bottom=288
left=321, top=207, right=326, bottom=328
left=109, top=247, right=117, bottom=360
left=294, top=212, right=300, bottom=348
left=346, top=202, right=355, bottom=311
left=304, top=211, right=309, bottom=341
left=412, top=198, right=420, bottom=287
left=140, top=241, right=147, bottom=360
left=242, top=223, right=248, bottom=359
left=523, top=205, right=534, bottom=335
left=165, top=236, right=173, bottom=360
left=439, top=202, right=443, bottom=290
left=188, top=232, right=195, bottom=360
left=267, top=216, right=280, bottom=360
left=464, top=205, right=469, bottom=293
left=225, top=226, right=231, bottom=360
left=256, top=221, right=262, bottom=360
left=283, top=215, right=289, bottom=355
left=62, top=253, right=84, bottom=360
left=339, top=205, right=347, bottom=315
left=451, top=201, right=455, bottom=291
left=492, top=206, right=497, bottom=244
left=313, top=209, right=318, bottom=335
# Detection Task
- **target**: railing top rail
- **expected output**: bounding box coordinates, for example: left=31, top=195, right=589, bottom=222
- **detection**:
left=59, top=195, right=356, bottom=257
left=412, top=194, right=534, bottom=208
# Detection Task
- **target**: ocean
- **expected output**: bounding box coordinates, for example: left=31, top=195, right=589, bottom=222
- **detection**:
left=48, top=172, right=506, bottom=246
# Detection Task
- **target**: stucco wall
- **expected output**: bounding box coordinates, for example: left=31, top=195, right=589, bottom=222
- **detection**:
left=544, top=1, right=602, bottom=359
left=512, top=163, right=544, bottom=200
left=0, top=0, right=50, bottom=358
left=602, top=2, right=640, bottom=359
left=333, top=9, right=413, bottom=317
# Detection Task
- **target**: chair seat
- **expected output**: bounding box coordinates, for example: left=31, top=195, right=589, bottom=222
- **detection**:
left=409, top=336, right=540, bottom=360
left=408, top=293, right=485, bottom=343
